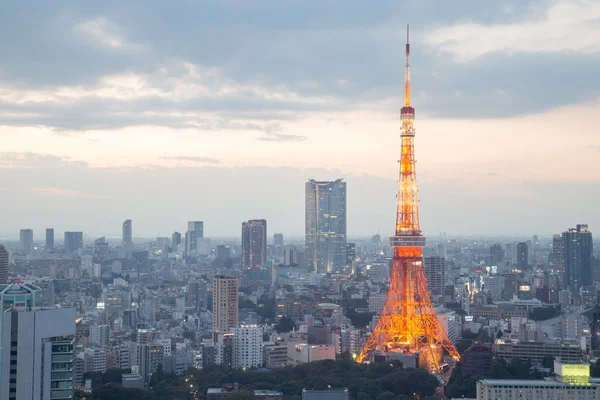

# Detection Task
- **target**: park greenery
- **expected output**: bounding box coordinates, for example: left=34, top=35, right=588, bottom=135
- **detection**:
left=78, top=355, right=441, bottom=400
left=444, top=357, right=548, bottom=399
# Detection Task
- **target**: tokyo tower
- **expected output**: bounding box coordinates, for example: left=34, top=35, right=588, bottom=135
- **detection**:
left=356, top=26, right=460, bottom=372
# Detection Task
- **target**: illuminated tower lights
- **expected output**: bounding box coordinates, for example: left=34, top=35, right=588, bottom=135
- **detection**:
left=356, top=26, right=460, bottom=373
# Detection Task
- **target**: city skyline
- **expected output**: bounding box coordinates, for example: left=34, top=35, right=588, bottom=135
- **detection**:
left=1, top=1, right=599, bottom=237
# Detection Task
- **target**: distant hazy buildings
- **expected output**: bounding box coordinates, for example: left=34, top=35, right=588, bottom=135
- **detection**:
left=516, top=242, right=528, bottom=269
left=185, top=221, right=204, bottom=255
left=171, top=231, right=182, bottom=252
left=305, top=179, right=347, bottom=274
left=64, top=231, right=83, bottom=253
left=132, top=250, right=149, bottom=276
left=552, top=235, right=564, bottom=269
left=424, top=256, right=445, bottom=300
left=490, top=243, right=503, bottom=265
left=122, top=219, right=133, bottom=256
left=242, top=219, right=267, bottom=268
left=273, top=233, right=284, bottom=261
left=0, top=245, right=7, bottom=284
left=212, top=276, right=239, bottom=336
left=45, top=228, right=54, bottom=251
left=562, top=224, right=593, bottom=290
left=19, top=229, right=33, bottom=254
left=284, top=245, right=298, bottom=266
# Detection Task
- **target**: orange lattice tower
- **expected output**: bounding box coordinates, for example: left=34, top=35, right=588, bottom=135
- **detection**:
left=356, top=26, right=460, bottom=372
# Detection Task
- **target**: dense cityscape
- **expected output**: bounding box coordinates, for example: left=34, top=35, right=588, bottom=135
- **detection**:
left=2, top=185, right=600, bottom=400
left=2, top=2, right=600, bottom=400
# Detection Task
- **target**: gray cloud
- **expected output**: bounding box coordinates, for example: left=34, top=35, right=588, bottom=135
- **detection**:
left=1, top=0, right=598, bottom=136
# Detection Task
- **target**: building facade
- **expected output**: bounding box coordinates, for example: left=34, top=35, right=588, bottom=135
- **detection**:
left=424, top=256, right=445, bottom=298
left=241, top=219, right=267, bottom=268
left=305, top=179, right=347, bottom=274
left=64, top=232, right=83, bottom=253
left=0, top=290, right=76, bottom=400
left=232, top=326, right=263, bottom=369
left=45, top=228, right=54, bottom=251
left=185, top=221, right=204, bottom=255
left=562, top=224, right=593, bottom=290
left=19, top=229, right=33, bottom=255
left=212, top=276, right=239, bottom=336
left=0, top=246, right=8, bottom=284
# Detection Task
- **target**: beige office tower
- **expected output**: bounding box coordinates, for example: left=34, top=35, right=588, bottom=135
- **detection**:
left=212, top=276, right=239, bottom=339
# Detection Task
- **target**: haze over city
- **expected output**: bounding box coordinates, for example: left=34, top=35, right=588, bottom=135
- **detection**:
left=1, top=0, right=599, bottom=238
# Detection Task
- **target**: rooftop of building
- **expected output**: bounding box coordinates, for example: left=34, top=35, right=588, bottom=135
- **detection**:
left=254, top=390, right=284, bottom=396
left=479, top=379, right=597, bottom=387
left=302, top=390, right=349, bottom=400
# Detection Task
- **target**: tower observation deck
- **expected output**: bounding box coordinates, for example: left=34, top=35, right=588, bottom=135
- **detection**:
left=356, top=25, right=460, bottom=373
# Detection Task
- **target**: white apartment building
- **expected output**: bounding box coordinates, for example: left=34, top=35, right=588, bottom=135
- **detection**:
left=232, top=325, right=263, bottom=369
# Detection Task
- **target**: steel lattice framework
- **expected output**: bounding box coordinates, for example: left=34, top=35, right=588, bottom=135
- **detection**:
left=356, top=26, right=460, bottom=373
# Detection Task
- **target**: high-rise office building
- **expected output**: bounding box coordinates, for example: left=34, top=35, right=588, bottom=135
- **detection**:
left=185, top=221, right=204, bottom=255
left=490, top=243, right=503, bottom=265
left=90, top=325, right=110, bottom=347
left=242, top=219, right=267, bottom=268
left=0, top=283, right=76, bottom=400
left=132, top=250, right=149, bottom=276
left=212, top=276, right=239, bottom=336
left=122, top=219, right=133, bottom=257
left=45, top=228, right=54, bottom=251
left=0, top=245, right=7, bottom=284
left=171, top=231, right=181, bottom=252
left=552, top=235, right=564, bottom=269
left=424, top=256, right=446, bottom=298
left=19, top=229, right=33, bottom=255
left=216, top=244, right=231, bottom=266
left=64, top=232, right=83, bottom=253
left=505, top=243, right=516, bottom=264
left=516, top=242, right=528, bottom=269
left=283, top=245, right=298, bottom=266
left=346, top=243, right=356, bottom=267
left=122, top=219, right=132, bottom=244
left=273, top=233, right=284, bottom=261
left=562, top=224, right=593, bottom=290
left=305, top=179, right=347, bottom=274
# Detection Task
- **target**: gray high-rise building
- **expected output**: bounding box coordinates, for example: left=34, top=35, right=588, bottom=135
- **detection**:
left=490, top=243, right=503, bottom=265
left=424, top=255, right=446, bottom=298
left=0, top=283, right=76, bottom=400
left=19, top=229, right=33, bottom=255
left=185, top=221, right=204, bottom=255
left=122, top=219, right=132, bottom=245
left=273, top=233, right=284, bottom=262
left=171, top=231, right=182, bottom=252
left=562, top=224, right=593, bottom=290
left=64, top=232, right=83, bottom=253
left=552, top=235, right=564, bottom=269
left=305, top=179, right=347, bottom=274
left=212, top=276, right=239, bottom=336
left=45, top=228, right=54, bottom=251
left=516, top=242, right=528, bottom=270
left=0, top=245, right=8, bottom=284
left=242, top=219, right=267, bottom=268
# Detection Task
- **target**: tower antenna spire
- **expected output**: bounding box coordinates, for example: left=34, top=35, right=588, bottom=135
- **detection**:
left=405, top=24, right=411, bottom=107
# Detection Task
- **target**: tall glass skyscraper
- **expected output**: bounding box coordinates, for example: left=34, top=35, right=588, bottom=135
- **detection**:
left=562, top=224, right=593, bottom=290
left=305, top=179, right=347, bottom=274
left=185, top=221, right=204, bottom=255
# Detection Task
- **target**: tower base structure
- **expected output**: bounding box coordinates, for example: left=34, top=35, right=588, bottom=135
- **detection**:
left=356, top=236, right=460, bottom=373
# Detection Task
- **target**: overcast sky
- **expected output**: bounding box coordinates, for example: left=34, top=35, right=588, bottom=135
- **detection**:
left=1, top=0, right=599, bottom=239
